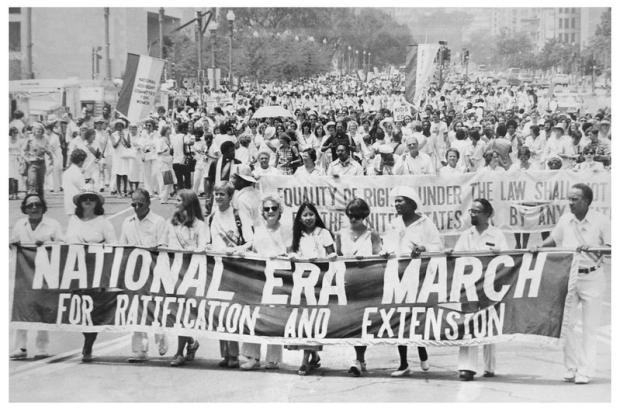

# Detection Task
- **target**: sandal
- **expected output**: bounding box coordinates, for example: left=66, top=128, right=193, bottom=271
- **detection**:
left=298, top=364, right=310, bottom=376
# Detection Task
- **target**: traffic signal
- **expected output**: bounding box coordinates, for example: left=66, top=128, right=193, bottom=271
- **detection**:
left=443, top=48, right=451, bottom=63
left=464, top=50, right=470, bottom=61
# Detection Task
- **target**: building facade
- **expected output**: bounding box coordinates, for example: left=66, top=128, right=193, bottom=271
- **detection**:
left=8, top=7, right=196, bottom=81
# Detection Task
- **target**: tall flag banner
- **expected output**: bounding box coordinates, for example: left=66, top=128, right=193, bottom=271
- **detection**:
left=405, top=44, right=440, bottom=105
left=116, top=53, right=166, bottom=124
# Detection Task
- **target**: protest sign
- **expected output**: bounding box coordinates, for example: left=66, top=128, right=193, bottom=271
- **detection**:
left=116, top=53, right=166, bottom=124
left=258, top=170, right=610, bottom=235
left=11, top=245, right=574, bottom=346
left=393, top=105, right=410, bottom=122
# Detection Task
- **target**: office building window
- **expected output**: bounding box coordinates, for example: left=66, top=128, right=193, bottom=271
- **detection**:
left=565, top=18, right=569, bottom=28
left=9, top=21, right=21, bottom=51
left=559, top=18, right=563, bottom=28
left=571, top=18, right=575, bottom=28
left=9, top=7, right=21, bottom=14
left=571, top=33, right=575, bottom=43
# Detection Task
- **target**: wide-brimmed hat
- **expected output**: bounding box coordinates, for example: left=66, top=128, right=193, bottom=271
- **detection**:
left=112, top=119, right=126, bottom=128
left=46, top=114, right=59, bottom=126
left=391, top=186, right=421, bottom=208
left=73, top=190, right=105, bottom=206
left=233, top=164, right=258, bottom=183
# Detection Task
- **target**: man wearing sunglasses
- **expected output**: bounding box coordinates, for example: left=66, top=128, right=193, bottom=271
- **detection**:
left=119, top=188, right=169, bottom=363
left=10, top=193, right=63, bottom=360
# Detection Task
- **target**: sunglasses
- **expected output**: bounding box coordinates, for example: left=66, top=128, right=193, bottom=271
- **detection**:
left=131, top=202, right=147, bottom=208
left=81, top=196, right=98, bottom=203
left=25, top=202, right=43, bottom=209
left=347, top=214, right=364, bottom=220
left=263, top=206, right=279, bottom=212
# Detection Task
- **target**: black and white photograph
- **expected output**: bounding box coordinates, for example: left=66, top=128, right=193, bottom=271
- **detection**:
left=6, top=1, right=614, bottom=403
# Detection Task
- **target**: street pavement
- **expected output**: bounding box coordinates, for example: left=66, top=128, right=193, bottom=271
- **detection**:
left=8, top=190, right=612, bottom=402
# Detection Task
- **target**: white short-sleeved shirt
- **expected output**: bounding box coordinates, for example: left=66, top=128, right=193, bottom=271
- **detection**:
left=454, top=225, right=509, bottom=252
left=395, top=152, right=434, bottom=175
left=297, top=227, right=334, bottom=259
left=550, top=210, right=610, bottom=269
left=383, top=215, right=443, bottom=255
left=119, top=211, right=168, bottom=247
left=65, top=215, right=116, bottom=244
left=252, top=223, right=292, bottom=257
left=11, top=216, right=64, bottom=244
left=327, top=159, right=363, bottom=176
left=209, top=206, right=254, bottom=251
left=62, top=165, right=86, bottom=215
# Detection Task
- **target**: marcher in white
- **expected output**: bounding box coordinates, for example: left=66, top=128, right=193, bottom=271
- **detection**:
left=450, top=198, right=508, bottom=381
left=119, top=188, right=169, bottom=363
left=394, top=137, right=433, bottom=175
left=62, top=149, right=87, bottom=215
left=540, top=183, right=610, bottom=384
left=239, top=194, right=289, bottom=370
left=10, top=193, right=63, bottom=360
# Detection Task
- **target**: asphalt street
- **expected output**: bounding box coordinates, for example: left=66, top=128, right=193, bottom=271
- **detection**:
left=8, top=191, right=612, bottom=402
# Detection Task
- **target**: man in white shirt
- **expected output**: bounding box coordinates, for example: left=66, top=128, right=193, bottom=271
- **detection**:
left=394, top=137, right=433, bottom=175
left=540, top=183, right=610, bottom=384
left=231, top=165, right=262, bottom=227
left=62, top=149, right=87, bottom=215
left=327, top=144, right=363, bottom=176
left=119, top=188, right=169, bottom=363
left=452, top=198, right=508, bottom=381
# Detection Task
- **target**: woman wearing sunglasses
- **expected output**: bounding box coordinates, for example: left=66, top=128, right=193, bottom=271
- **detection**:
left=335, top=198, right=382, bottom=377
left=65, top=190, right=116, bottom=363
left=574, top=145, right=605, bottom=172
left=239, top=194, right=291, bottom=371
left=10, top=193, right=63, bottom=360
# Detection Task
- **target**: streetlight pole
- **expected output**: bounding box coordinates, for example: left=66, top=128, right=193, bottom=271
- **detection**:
left=363, top=50, right=367, bottom=81
left=226, top=10, right=235, bottom=87
left=25, top=7, right=33, bottom=79
left=355, top=49, right=359, bottom=73
left=368, top=52, right=371, bottom=74
left=159, top=7, right=166, bottom=80
left=103, top=7, right=111, bottom=81
left=347, top=45, right=351, bottom=75
left=208, top=20, right=217, bottom=89
left=196, top=11, right=204, bottom=101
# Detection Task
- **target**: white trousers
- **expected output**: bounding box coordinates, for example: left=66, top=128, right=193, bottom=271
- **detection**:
left=457, top=344, right=496, bottom=374
left=241, top=343, right=283, bottom=363
left=13, top=329, right=49, bottom=353
left=563, top=269, right=604, bottom=378
left=131, top=332, right=168, bottom=355
left=142, top=160, right=158, bottom=194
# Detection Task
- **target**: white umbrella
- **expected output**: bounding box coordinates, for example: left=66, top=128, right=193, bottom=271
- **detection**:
left=252, top=105, right=294, bottom=119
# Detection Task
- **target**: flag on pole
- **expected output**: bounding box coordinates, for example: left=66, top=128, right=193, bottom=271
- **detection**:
left=405, top=44, right=440, bottom=106
left=116, top=53, right=166, bottom=124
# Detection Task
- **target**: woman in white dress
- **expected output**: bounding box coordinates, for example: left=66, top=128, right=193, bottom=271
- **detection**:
left=335, top=198, right=382, bottom=377
left=438, top=148, right=464, bottom=178
left=140, top=119, right=160, bottom=196
left=157, top=126, right=175, bottom=203
left=166, top=189, right=210, bottom=367
left=288, top=201, right=337, bottom=375
left=65, top=190, right=116, bottom=362
left=110, top=120, right=131, bottom=196
left=126, top=124, right=142, bottom=195
left=239, top=194, right=290, bottom=371
left=9, top=127, right=22, bottom=199
left=208, top=181, right=254, bottom=369
left=44, top=122, right=63, bottom=193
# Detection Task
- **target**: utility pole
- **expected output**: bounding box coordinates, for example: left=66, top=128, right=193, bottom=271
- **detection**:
left=104, top=7, right=111, bottom=81
left=159, top=7, right=166, bottom=81
left=25, top=7, right=33, bottom=79
left=196, top=11, right=204, bottom=103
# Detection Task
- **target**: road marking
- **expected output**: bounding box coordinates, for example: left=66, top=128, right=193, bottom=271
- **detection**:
left=106, top=206, right=133, bottom=220
left=10, top=334, right=131, bottom=378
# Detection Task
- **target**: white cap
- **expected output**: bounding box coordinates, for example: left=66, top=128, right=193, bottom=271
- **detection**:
left=391, top=186, right=421, bottom=208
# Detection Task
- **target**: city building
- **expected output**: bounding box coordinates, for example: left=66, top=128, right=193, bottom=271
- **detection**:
left=9, top=7, right=197, bottom=81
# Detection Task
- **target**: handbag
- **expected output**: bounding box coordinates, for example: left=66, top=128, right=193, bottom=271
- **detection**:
left=162, top=169, right=174, bottom=185
left=18, top=160, right=28, bottom=177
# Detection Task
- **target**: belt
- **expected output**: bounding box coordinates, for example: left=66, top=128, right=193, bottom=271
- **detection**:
left=578, top=266, right=598, bottom=274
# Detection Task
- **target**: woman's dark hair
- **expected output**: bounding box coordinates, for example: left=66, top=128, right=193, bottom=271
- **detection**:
left=473, top=198, right=494, bottom=216
left=21, top=193, right=48, bottom=214
left=517, top=146, right=531, bottom=159
left=303, top=148, right=317, bottom=163
left=301, top=121, right=313, bottom=133
left=171, top=189, right=203, bottom=227
left=70, top=148, right=88, bottom=165
left=160, top=125, right=171, bottom=137
left=176, top=122, right=189, bottom=134
left=455, top=129, right=466, bottom=141
left=291, top=202, right=331, bottom=252
left=468, top=129, right=481, bottom=141
left=345, top=198, right=370, bottom=220
left=314, top=124, right=325, bottom=137
left=496, top=123, right=507, bottom=137
left=75, top=195, right=104, bottom=218
left=9, top=126, right=19, bottom=136
left=484, top=150, right=500, bottom=166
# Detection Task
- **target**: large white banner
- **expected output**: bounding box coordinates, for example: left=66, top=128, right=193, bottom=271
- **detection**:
left=258, top=170, right=610, bottom=235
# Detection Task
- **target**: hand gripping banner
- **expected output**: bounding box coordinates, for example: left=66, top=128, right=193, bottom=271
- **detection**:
left=10, top=245, right=576, bottom=347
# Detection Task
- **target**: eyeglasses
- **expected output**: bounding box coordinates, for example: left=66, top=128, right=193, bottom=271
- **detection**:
left=131, top=202, right=147, bottom=208
left=468, top=209, right=482, bottom=214
left=347, top=214, right=364, bottom=220
left=25, top=202, right=43, bottom=209
left=263, top=206, right=279, bottom=212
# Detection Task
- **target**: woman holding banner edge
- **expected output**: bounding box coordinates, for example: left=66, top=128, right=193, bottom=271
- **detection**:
left=382, top=186, right=443, bottom=377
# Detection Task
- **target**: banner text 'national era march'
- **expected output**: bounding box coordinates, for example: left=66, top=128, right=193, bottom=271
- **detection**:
left=259, top=170, right=610, bottom=235
left=11, top=245, right=575, bottom=346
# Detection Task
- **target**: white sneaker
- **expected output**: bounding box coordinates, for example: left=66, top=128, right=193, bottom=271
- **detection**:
left=563, top=369, right=576, bottom=382
left=264, top=361, right=279, bottom=370
left=348, top=360, right=363, bottom=377
left=158, top=337, right=168, bottom=356
left=390, top=366, right=411, bottom=377
left=574, top=374, right=590, bottom=384
left=240, top=358, right=260, bottom=370
left=420, top=360, right=430, bottom=371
